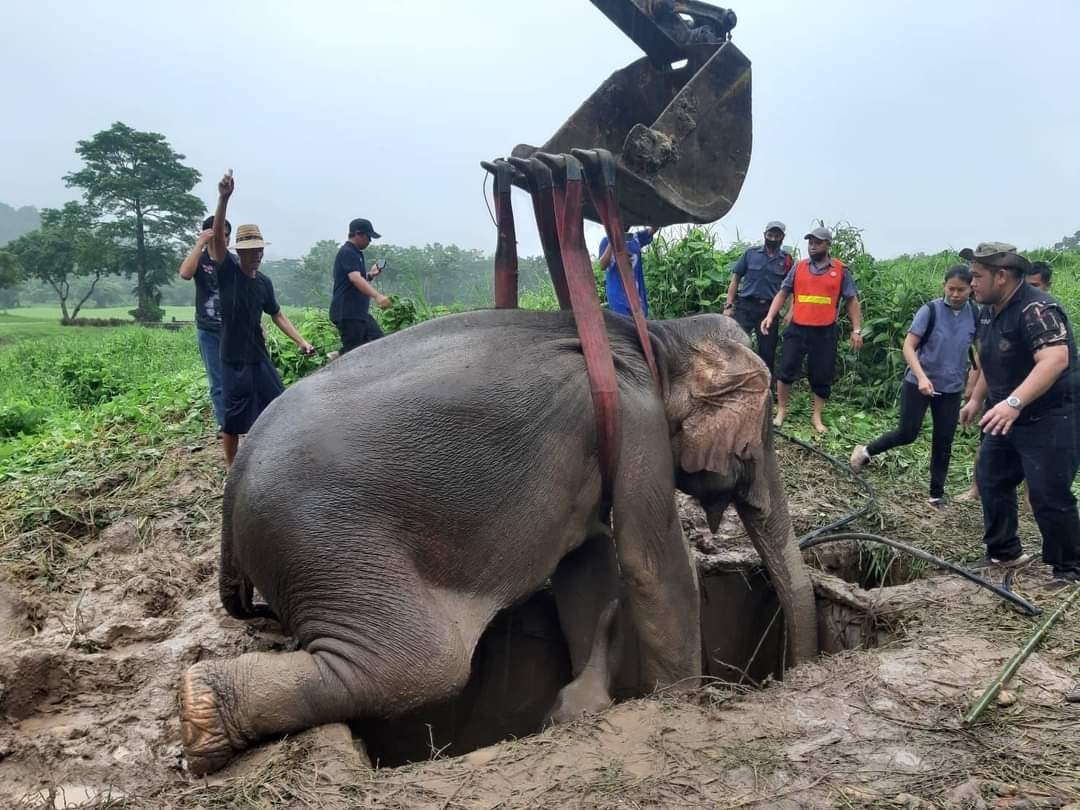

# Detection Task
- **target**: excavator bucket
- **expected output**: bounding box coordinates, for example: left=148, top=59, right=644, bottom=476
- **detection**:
left=510, top=1, right=751, bottom=226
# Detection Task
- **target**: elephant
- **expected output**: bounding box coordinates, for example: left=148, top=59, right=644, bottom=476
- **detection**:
left=179, top=309, right=818, bottom=775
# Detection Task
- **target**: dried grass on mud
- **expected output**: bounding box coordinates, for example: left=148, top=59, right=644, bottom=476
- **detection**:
left=1, top=432, right=1078, bottom=809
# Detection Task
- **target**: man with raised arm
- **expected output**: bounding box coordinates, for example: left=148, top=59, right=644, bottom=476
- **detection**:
left=206, top=170, right=314, bottom=465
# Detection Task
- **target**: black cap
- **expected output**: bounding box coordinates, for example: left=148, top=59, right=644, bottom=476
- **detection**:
left=349, top=218, right=381, bottom=239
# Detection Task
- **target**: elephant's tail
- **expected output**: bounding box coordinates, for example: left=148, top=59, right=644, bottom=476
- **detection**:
left=219, top=478, right=276, bottom=621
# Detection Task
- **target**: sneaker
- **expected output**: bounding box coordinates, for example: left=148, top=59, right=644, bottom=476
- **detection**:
left=928, top=497, right=947, bottom=510
left=849, top=444, right=871, bottom=472
left=970, top=552, right=1033, bottom=570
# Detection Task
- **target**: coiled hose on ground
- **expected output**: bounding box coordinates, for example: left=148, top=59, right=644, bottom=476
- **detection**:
left=773, top=427, right=1042, bottom=616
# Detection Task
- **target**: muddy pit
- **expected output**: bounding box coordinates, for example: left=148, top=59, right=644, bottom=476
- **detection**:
left=1, top=448, right=1078, bottom=808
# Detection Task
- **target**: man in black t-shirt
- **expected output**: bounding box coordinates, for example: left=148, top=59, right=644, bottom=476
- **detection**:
left=958, top=242, right=1080, bottom=588
left=207, top=171, right=315, bottom=465
left=178, top=215, right=231, bottom=429
left=330, top=217, right=392, bottom=354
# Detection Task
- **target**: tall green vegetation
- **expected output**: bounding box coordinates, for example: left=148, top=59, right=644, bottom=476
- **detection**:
left=64, top=122, right=204, bottom=323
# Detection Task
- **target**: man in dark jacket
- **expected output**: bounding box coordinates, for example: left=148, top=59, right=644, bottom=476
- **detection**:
left=958, top=242, right=1080, bottom=588
left=723, top=220, right=793, bottom=376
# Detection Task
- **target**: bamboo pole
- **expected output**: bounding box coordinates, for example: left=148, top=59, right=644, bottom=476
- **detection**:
left=963, top=583, right=1080, bottom=726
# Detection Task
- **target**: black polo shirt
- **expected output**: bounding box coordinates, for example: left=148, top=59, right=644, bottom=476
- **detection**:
left=330, top=241, right=370, bottom=323
left=976, top=281, right=1078, bottom=420
left=214, top=252, right=281, bottom=365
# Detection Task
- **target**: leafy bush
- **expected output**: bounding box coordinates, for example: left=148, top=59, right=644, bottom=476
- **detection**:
left=56, top=354, right=127, bottom=406
left=264, top=309, right=339, bottom=386
left=0, top=402, right=48, bottom=437
left=643, top=227, right=746, bottom=320
left=379, top=296, right=420, bottom=333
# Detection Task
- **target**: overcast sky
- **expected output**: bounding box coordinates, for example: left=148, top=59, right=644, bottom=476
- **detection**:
left=2, top=0, right=1078, bottom=261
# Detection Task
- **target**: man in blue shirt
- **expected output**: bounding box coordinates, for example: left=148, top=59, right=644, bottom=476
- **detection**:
left=330, top=218, right=392, bottom=354
left=723, top=221, right=793, bottom=376
left=597, top=226, right=658, bottom=317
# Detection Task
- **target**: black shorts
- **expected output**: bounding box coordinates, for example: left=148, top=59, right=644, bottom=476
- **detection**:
left=221, top=357, right=285, bottom=436
left=335, top=314, right=384, bottom=354
left=776, top=323, right=838, bottom=398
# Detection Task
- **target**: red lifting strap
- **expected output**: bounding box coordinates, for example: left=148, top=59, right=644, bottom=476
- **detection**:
left=483, top=159, right=519, bottom=309
left=536, top=152, right=622, bottom=502
left=573, top=148, right=661, bottom=388
left=509, top=156, right=571, bottom=310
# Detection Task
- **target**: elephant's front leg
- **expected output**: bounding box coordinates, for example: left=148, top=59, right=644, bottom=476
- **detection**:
left=613, top=431, right=702, bottom=691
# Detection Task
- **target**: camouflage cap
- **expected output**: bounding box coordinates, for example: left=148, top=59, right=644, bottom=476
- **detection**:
left=958, top=242, right=1032, bottom=273
left=804, top=226, right=832, bottom=242
left=765, top=220, right=786, bottom=234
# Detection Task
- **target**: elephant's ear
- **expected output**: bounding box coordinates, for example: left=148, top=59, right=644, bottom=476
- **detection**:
left=678, top=340, right=770, bottom=484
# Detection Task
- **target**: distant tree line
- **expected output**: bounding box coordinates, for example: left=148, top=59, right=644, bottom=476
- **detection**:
left=0, top=123, right=557, bottom=319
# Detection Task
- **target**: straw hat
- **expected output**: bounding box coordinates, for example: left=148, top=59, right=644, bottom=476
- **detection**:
left=233, top=224, right=270, bottom=251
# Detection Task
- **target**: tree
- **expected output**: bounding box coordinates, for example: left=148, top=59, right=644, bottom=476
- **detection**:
left=64, top=122, right=204, bottom=323
left=6, top=203, right=120, bottom=322
left=0, top=250, right=19, bottom=289
left=1055, top=230, right=1080, bottom=251
left=0, top=250, right=20, bottom=308
left=0, top=203, right=40, bottom=247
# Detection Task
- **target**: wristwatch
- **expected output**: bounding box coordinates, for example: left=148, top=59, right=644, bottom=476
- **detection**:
left=853, top=328, right=862, bottom=335
left=1005, top=394, right=1022, bottom=410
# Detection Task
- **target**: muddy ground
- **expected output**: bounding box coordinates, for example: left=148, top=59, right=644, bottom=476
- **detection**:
left=1, top=435, right=1078, bottom=809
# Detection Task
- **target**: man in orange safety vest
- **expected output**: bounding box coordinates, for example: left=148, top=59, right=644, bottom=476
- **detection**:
left=760, top=226, right=864, bottom=433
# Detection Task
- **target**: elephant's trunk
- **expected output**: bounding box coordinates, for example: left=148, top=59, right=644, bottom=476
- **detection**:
left=734, top=429, right=818, bottom=667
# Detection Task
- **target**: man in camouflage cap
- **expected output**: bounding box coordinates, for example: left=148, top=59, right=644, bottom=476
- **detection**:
left=958, top=242, right=1080, bottom=589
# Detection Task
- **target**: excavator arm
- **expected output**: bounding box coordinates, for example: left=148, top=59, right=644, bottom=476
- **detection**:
left=510, top=0, right=751, bottom=227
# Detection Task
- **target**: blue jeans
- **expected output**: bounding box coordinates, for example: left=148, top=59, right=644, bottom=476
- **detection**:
left=196, top=327, right=225, bottom=428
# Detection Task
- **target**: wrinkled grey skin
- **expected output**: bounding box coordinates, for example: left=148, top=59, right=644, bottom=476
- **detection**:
left=179, top=310, right=817, bottom=775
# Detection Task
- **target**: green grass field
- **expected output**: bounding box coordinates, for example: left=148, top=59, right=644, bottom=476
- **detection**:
left=0, top=306, right=195, bottom=345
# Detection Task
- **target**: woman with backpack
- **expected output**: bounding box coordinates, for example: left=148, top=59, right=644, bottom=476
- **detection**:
left=849, top=265, right=978, bottom=507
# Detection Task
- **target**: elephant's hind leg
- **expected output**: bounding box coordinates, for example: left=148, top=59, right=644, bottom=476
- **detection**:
left=181, top=649, right=360, bottom=776
left=180, top=604, right=480, bottom=775
left=548, top=528, right=622, bottom=722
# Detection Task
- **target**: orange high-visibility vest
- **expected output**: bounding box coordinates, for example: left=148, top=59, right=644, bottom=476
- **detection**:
left=791, top=258, right=845, bottom=326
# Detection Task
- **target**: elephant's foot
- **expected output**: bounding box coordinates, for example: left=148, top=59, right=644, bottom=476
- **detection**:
left=546, top=672, right=613, bottom=725
left=546, top=599, right=620, bottom=725
left=180, top=662, right=246, bottom=776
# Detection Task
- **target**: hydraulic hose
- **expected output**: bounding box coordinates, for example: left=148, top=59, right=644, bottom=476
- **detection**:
left=773, top=427, right=876, bottom=545
left=772, top=427, right=1042, bottom=616
left=800, top=531, right=1041, bottom=616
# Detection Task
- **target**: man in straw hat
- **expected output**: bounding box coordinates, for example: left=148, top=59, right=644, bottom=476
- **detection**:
left=958, top=242, right=1080, bottom=589
left=207, top=170, right=314, bottom=466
